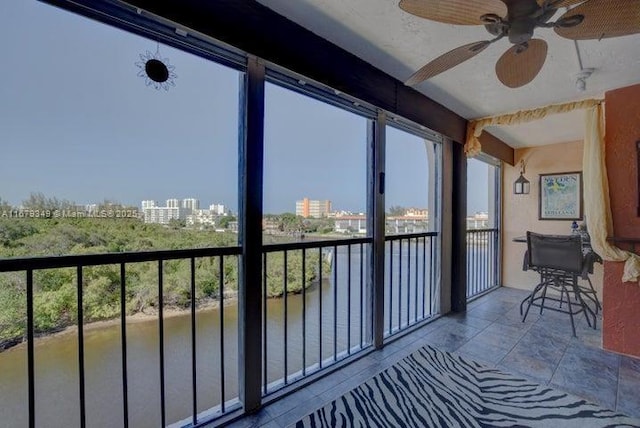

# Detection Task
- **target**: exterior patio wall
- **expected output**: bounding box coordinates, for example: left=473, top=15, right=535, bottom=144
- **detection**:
left=501, top=140, right=604, bottom=297
left=603, top=83, right=640, bottom=358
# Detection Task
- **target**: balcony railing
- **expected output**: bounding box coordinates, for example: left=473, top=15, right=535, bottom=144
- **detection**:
left=466, top=228, right=500, bottom=299
left=384, top=232, right=439, bottom=338
left=0, top=233, right=440, bottom=427
left=261, top=237, right=372, bottom=396
left=0, top=247, right=242, bottom=428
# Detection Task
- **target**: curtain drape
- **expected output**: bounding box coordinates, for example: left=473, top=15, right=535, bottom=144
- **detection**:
left=583, top=104, right=640, bottom=283
left=465, top=99, right=601, bottom=157
left=465, top=99, right=639, bottom=283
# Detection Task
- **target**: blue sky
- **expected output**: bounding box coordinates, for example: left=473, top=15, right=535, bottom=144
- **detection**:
left=1, top=0, right=489, bottom=214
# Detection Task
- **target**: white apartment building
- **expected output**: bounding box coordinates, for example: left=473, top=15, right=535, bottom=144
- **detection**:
left=142, top=198, right=189, bottom=224
left=334, top=215, right=367, bottom=234
left=405, top=208, right=429, bottom=218
left=142, top=198, right=227, bottom=225
left=182, top=198, right=200, bottom=210
left=334, top=213, right=429, bottom=235
left=467, top=212, right=490, bottom=229
left=386, top=209, right=429, bottom=234
left=141, top=200, right=156, bottom=209
left=386, top=216, right=429, bottom=234
left=209, top=204, right=226, bottom=215
left=142, top=206, right=188, bottom=224
left=186, top=209, right=216, bottom=227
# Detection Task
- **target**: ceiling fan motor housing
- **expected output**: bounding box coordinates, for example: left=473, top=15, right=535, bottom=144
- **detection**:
left=508, top=18, right=536, bottom=44
left=505, top=0, right=541, bottom=44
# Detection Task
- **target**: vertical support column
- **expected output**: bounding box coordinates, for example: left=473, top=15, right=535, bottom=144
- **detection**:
left=451, top=141, right=467, bottom=312
left=440, top=141, right=453, bottom=314
left=489, top=163, right=503, bottom=287
left=424, top=140, right=441, bottom=313
left=367, top=111, right=385, bottom=349
left=488, top=164, right=497, bottom=229
left=238, top=55, right=265, bottom=413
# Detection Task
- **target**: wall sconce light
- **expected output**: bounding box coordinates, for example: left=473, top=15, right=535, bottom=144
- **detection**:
left=514, top=159, right=530, bottom=195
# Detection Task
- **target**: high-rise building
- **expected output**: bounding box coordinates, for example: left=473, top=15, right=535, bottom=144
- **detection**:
left=142, top=199, right=189, bottom=224
left=142, top=206, right=188, bottom=224
left=295, top=199, right=307, bottom=217
left=209, top=204, right=226, bottom=215
left=295, top=198, right=332, bottom=218
left=182, top=198, right=200, bottom=210
left=142, top=198, right=228, bottom=226
left=141, top=200, right=156, bottom=209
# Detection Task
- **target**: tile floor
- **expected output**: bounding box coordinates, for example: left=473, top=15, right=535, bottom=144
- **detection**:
left=226, top=287, right=640, bottom=427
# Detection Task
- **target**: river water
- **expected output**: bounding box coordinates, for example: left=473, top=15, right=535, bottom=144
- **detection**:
left=0, top=242, right=486, bottom=427
left=0, top=287, right=343, bottom=428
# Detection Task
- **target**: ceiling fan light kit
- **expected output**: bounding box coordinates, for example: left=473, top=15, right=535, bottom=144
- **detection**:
left=400, top=0, right=640, bottom=88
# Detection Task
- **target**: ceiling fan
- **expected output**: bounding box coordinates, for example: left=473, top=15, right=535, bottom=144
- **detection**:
left=400, top=0, right=640, bottom=88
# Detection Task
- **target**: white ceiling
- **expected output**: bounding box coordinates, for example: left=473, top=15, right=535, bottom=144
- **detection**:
left=257, top=0, right=640, bottom=149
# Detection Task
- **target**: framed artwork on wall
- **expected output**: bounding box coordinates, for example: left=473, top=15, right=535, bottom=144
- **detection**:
left=539, top=171, right=583, bottom=220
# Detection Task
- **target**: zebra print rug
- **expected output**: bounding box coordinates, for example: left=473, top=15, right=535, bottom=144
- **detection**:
left=294, top=345, right=640, bottom=427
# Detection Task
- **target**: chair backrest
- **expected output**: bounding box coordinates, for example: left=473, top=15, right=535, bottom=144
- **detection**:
left=526, top=231, right=583, bottom=273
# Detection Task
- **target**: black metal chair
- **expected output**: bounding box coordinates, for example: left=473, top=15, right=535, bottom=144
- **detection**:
left=519, top=231, right=597, bottom=336
left=573, top=248, right=602, bottom=315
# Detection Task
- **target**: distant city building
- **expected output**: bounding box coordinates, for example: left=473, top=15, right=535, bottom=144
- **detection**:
left=467, top=212, right=490, bottom=229
left=386, top=216, right=429, bottom=234
left=142, top=206, right=188, bottom=224
left=295, top=198, right=332, bottom=218
left=333, top=211, right=430, bottom=235
left=186, top=209, right=214, bottom=227
left=186, top=203, right=229, bottom=228
left=182, top=198, right=200, bottom=210
left=209, top=204, right=226, bottom=215
left=141, top=198, right=194, bottom=225
left=386, top=209, right=429, bottom=234
left=140, top=197, right=228, bottom=227
left=329, top=210, right=355, bottom=218
left=334, top=215, right=367, bottom=234
left=405, top=208, right=428, bottom=218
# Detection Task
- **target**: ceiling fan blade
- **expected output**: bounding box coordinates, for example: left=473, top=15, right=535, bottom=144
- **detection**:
left=495, top=39, right=548, bottom=88
left=399, top=0, right=506, bottom=25
left=406, top=41, right=491, bottom=86
left=536, top=0, right=586, bottom=8
left=554, top=0, right=640, bottom=40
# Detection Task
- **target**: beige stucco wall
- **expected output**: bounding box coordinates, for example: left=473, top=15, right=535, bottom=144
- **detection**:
left=502, top=140, right=604, bottom=296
